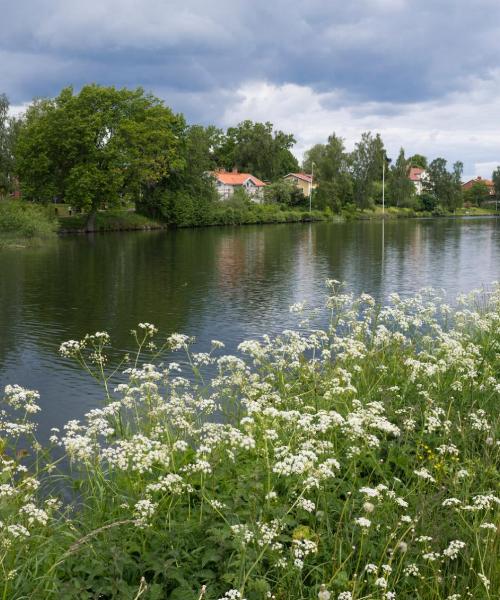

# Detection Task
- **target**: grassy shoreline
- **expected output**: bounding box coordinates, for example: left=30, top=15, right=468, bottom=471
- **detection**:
left=1, top=200, right=498, bottom=245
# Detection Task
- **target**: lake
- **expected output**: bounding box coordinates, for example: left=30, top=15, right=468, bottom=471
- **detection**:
left=1, top=217, right=499, bottom=436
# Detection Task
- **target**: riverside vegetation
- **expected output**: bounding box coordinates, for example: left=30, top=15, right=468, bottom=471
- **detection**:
left=1, top=87, right=500, bottom=237
left=1, top=283, right=499, bottom=599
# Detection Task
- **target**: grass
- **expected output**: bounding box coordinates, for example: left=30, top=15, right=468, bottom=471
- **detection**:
left=344, top=205, right=500, bottom=220
left=0, top=199, right=58, bottom=242
left=58, top=209, right=165, bottom=233
left=1, top=285, right=499, bottom=599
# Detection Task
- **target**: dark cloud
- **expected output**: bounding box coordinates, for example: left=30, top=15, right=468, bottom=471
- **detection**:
left=2, top=0, right=500, bottom=129
left=3, top=0, right=500, bottom=178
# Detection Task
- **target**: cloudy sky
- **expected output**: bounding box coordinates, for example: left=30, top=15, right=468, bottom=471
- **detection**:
left=2, top=0, right=500, bottom=178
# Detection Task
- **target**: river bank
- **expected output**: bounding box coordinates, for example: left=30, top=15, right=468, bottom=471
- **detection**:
left=1, top=200, right=498, bottom=245
left=2, top=286, right=499, bottom=599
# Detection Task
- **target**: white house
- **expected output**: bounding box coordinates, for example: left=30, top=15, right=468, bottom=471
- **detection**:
left=408, top=167, right=428, bottom=195
left=212, top=169, right=266, bottom=202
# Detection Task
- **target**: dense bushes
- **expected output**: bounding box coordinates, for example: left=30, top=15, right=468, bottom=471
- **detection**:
left=0, top=199, right=57, bottom=238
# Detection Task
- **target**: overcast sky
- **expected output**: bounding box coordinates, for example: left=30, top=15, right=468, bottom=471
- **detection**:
left=2, top=0, right=500, bottom=178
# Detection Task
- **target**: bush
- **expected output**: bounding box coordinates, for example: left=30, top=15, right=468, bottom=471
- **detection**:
left=0, top=199, right=58, bottom=238
left=1, top=286, right=499, bottom=599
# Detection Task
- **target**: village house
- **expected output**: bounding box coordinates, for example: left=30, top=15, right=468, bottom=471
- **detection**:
left=461, top=176, right=495, bottom=196
left=212, top=168, right=266, bottom=202
left=283, top=172, right=316, bottom=197
left=408, top=167, right=427, bottom=195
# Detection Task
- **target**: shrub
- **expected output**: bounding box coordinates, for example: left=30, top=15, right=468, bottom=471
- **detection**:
left=0, top=199, right=58, bottom=238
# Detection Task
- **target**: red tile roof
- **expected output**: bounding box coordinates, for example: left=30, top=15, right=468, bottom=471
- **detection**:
left=213, top=170, right=266, bottom=187
left=408, top=167, right=425, bottom=181
left=285, top=172, right=313, bottom=183
left=462, top=176, right=494, bottom=188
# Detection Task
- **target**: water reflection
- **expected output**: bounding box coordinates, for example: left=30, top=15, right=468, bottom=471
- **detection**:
left=0, top=218, right=499, bottom=434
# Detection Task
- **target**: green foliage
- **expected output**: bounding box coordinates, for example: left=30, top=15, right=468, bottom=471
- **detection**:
left=409, top=153, right=428, bottom=169
left=463, top=181, right=491, bottom=206
left=58, top=209, right=163, bottom=232
left=305, top=134, right=353, bottom=212
left=263, top=179, right=307, bottom=208
left=425, top=158, right=463, bottom=211
left=0, top=199, right=57, bottom=238
left=351, top=132, right=386, bottom=209
left=15, top=85, right=186, bottom=214
left=492, top=167, right=500, bottom=202
left=0, top=94, right=19, bottom=195
left=217, top=120, right=299, bottom=181
left=1, top=287, right=499, bottom=598
left=387, top=148, right=417, bottom=208
left=420, top=192, right=438, bottom=212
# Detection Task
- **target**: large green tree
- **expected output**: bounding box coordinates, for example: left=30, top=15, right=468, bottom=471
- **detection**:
left=15, top=85, right=185, bottom=223
left=492, top=167, right=500, bottom=207
left=424, top=158, right=463, bottom=211
left=387, top=148, right=417, bottom=207
left=217, top=120, right=298, bottom=181
left=350, top=132, right=386, bottom=209
left=312, top=134, right=353, bottom=212
left=0, top=94, right=20, bottom=195
left=138, top=124, right=219, bottom=225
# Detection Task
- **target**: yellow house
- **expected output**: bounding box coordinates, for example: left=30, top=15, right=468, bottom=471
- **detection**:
left=283, top=173, right=316, bottom=197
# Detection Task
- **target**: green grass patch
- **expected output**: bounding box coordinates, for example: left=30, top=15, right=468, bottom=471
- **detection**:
left=0, top=199, right=58, bottom=240
left=59, top=209, right=165, bottom=232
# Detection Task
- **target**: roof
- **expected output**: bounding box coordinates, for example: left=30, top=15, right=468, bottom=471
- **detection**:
left=213, top=170, right=266, bottom=187
left=408, top=167, right=425, bottom=181
left=284, top=172, right=313, bottom=183
left=462, top=176, right=494, bottom=187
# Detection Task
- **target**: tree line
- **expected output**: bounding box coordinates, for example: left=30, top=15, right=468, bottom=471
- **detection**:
left=1, top=85, right=499, bottom=227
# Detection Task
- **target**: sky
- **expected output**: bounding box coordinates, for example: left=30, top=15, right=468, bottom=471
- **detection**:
left=2, top=0, right=500, bottom=179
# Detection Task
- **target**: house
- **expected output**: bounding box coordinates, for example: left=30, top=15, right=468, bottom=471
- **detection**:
left=212, top=168, right=266, bottom=202
left=283, top=173, right=316, bottom=197
left=461, top=176, right=495, bottom=196
left=408, top=167, right=427, bottom=195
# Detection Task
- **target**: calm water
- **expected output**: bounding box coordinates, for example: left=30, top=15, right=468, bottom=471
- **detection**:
left=1, top=217, right=499, bottom=435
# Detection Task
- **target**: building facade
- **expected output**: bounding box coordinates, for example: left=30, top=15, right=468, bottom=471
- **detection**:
left=408, top=167, right=427, bottom=195
left=283, top=173, right=315, bottom=197
left=212, top=169, right=266, bottom=202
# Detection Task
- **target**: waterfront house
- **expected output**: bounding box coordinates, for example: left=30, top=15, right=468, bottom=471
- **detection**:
left=461, top=176, right=495, bottom=196
left=212, top=168, right=266, bottom=202
left=408, top=167, right=427, bottom=195
left=283, top=172, right=315, bottom=197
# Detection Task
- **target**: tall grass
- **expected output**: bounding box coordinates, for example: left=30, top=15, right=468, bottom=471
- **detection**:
left=0, top=199, right=58, bottom=239
left=1, top=285, right=499, bottom=599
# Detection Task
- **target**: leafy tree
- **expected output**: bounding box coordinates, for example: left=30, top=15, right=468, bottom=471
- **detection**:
left=0, top=94, right=19, bottom=195
left=264, top=179, right=307, bottom=207
left=15, top=85, right=185, bottom=225
left=302, top=144, right=326, bottom=174
left=387, top=148, right=416, bottom=207
left=492, top=167, right=500, bottom=206
left=350, top=132, right=385, bottom=209
left=218, top=120, right=298, bottom=181
left=463, top=181, right=490, bottom=206
left=138, top=124, right=219, bottom=225
left=425, top=158, right=463, bottom=212
left=313, top=134, right=353, bottom=212
left=409, top=154, right=428, bottom=169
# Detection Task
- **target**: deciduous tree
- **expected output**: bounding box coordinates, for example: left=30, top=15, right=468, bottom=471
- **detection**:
left=15, top=85, right=185, bottom=226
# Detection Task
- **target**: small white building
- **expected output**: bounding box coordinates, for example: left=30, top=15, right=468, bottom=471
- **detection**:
left=408, top=167, right=428, bottom=195
left=212, top=169, right=266, bottom=202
